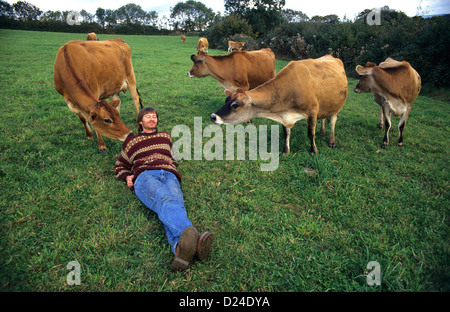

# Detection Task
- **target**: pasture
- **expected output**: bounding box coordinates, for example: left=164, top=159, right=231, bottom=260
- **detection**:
left=0, top=29, right=448, bottom=292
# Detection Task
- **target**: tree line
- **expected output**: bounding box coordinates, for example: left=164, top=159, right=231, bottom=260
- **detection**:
left=1, top=0, right=449, bottom=89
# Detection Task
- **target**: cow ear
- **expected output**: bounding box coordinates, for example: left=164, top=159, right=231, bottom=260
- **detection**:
left=224, top=89, right=233, bottom=97
left=110, top=100, right=120, bottom=108
left=356, top=65, right=372, bottom=76
left=89, top=111, right=98, bottom=122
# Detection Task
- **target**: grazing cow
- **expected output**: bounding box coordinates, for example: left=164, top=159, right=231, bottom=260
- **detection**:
left=197, top=37, right=209, bottom=54
left=354, top=58, right=421, bottom=148
left=86, top=32, right=99, bottom=41
left=228, top=40, right=245, bottom=52
left=181, top=35, right=186, bottom=43
left=54, top=39, right=142, bottom=152
left=188, top=48, right=276, bottom=92
left=210, top=55, right=348, bottom=155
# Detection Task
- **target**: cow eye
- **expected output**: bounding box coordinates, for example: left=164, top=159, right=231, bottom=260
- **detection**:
left=231, top=103, right=239, bottom=109
left=104, top=118, right=112, bottom=124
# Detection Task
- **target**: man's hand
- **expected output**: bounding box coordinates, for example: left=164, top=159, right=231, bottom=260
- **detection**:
left=126, top=175, right=134, bottom=188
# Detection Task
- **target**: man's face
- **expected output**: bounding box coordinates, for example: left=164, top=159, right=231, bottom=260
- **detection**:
left=140, top=112, right=158, bottom=132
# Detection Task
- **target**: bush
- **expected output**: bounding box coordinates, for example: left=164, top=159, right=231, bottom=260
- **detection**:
left=205, top=15, right=253, bottom=50
left=228, top=33, right=257, bottom=51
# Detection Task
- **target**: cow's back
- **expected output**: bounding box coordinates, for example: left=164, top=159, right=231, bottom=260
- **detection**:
left=238, top=48, right=276, bottom=89
left=375, top=62, right=421, bottom=104
left=277, top=55, right=348, bottom=118
left=54, top=39, right=132, bottom=102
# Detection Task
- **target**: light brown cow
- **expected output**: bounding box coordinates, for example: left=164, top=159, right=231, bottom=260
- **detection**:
left=354, top=57, right=421, bottom=148
left=86, top=32, right=99, bottom=41
left=228, top=40, right=245, bottom=52
left=188, top=48, right=276, bottom=92
left=211, top=55, right=348, bottom=155
left=54, top=39, right=142, bottom=152
left=181, top=35, right=186, bottom=43
left=196, top=37, right=209, bottom=54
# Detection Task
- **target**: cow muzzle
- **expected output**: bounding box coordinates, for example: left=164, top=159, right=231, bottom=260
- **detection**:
left=210, top=113, right=224, bottom=125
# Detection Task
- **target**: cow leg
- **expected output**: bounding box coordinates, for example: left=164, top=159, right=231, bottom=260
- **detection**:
left=328, top=114, right=337, bottom=148
left=397, top=105, right=411, bottom=147
left=320, top=118, right=326, bottom=135
left=378, top=106, right=384, bottom=129
left=282, top=126, right=291, bottom=154
left=382, top=105, right=391, bottom=148
left=76, top=112, right=94, bottom=140
left=127, top=78, right=142, bottom=117
left=96, top=132, right=107, bottom=153
left=374, top=94, right=385, bottom=129
left=307, top=115, right=318, bottom=155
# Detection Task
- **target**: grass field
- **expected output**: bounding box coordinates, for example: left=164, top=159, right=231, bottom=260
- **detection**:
left=0, top=29, right=448, bottom=292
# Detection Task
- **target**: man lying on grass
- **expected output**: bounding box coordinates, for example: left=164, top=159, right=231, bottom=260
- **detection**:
left=114, top=107, right=214, bottom=272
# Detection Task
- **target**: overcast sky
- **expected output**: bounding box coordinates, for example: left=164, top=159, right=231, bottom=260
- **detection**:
left=5, top=0, right=450, bottom=19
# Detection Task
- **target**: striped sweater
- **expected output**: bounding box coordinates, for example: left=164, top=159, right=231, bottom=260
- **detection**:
left=114, top=131, right=181, bottom=189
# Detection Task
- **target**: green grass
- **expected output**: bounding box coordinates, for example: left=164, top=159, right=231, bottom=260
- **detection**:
left=0, top=29, right=448, bottom=292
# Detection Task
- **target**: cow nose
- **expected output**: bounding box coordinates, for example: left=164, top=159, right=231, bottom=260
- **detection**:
left=210, top=114, right=217, bottom=122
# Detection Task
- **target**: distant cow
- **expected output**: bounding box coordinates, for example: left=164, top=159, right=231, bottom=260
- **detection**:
left=197, top=37, right=209, bottom=54
left=86, top=32, right=98, bottom=41
left=188, top=48, right=276, bottom=92
left=211, top=55, right=348, bottom=155
left=354, top=58, right=421, bottom=148
left=181, top=35, right=186, bottom=43
left=54, top=39, right=142, bottom=152
left=228, top=41, right=245, bottom=52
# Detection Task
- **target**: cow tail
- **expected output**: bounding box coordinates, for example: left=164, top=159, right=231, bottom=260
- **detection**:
left=136, top=87, right=143, bottom=109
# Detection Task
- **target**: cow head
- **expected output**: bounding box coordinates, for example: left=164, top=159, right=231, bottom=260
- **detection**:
left=188, top=54, right=208, bottom=78
left=354, top=62, right=377, bottom=93
left=89, top=99, right=132, bottom=141
left=211, top=89, right=253, bottom=125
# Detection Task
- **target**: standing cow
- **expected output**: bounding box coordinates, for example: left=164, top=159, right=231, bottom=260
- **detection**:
left=54, top=39, right=142, bottom=152
left=197, top=37, right=209, bottom=54
left=188, top=48, right=276, bottom=92
left=211, top=55, right=348, bottom=155
left=354, top=58, right=421, bottom=148
left=228, top=41, right=245, bottom=52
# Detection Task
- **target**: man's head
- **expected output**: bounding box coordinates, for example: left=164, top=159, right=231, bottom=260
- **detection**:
left=137, top=107, right=159, bottom=133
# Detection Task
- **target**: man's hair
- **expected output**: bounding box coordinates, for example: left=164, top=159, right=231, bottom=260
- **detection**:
left=137, top=107, right=158, bottom=133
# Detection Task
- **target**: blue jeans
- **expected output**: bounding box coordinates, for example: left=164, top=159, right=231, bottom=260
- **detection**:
left=134, top=169, right=193, bottom=254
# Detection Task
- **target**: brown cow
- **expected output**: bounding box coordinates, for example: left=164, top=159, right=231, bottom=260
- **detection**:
left=228, top=40, right=245, bottom=52
left=54, top=39, right=142, bottom=152
left=86, top=32, right=99, bottom=41
left=196, top=37, right=209, bottom=54
left=188, top=48, right=276, bottom=92
left=354, top=57, right=421, bottom=148
left=181, top=35, right=186, bottom=43
left=210, top=55, right=348, bottom=155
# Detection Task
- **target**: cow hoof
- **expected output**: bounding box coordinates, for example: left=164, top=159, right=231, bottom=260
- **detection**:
left=381, top=143, right=388, bottom=149
left=328, top=143, right=336, bottom=148
left=98, top=148, right=107, bottom=153
left=397, top=142, right=404, bottom=147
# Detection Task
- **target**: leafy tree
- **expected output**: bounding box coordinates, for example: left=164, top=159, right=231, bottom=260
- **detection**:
left=96, top=7, right=106, bottom=28
left=116, top=3, right=156, bottom=25
left=282, top=9, right=309, bottom=23
left=170, top=0, right=215, bottom=32
left=224, top=0, right=286, bottom=36
left=13, top=1, right=41, bottom=21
